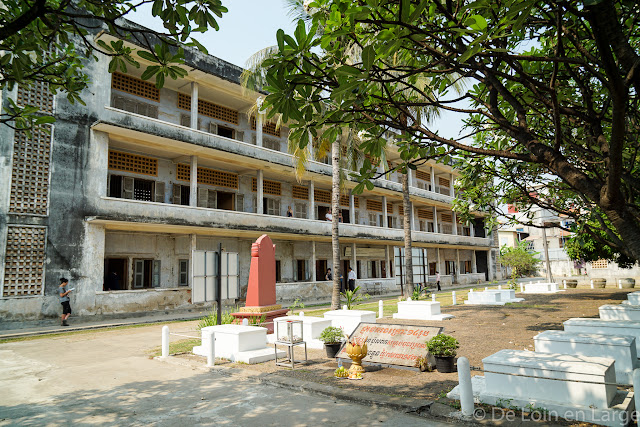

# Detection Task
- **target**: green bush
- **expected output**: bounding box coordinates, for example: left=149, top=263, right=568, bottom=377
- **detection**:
left=319, top=326, right=345, bottom=344
left=426, top=334, right=459, bottom=357
left=198, top=307, right=235, bottom=330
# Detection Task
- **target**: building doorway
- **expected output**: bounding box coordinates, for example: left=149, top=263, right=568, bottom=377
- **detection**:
left=317, top=205, right=330, bottom=221
left=316, top=259, right=328, bottom=281
left=104, top=258, right=127, bottom=291
left=341, top=209, right=350, bottom=223
left=217, top=191, right=234, bottom=210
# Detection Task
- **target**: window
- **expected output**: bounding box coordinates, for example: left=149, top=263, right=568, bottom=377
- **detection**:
left=294, top=202, right=307, bottom=218
left=394, top=247, right=429, bottom=287
left=265, top=198, right=280, bottom=216
left=134, top=178, right=154, bottom=201
left=111, top=95, right=158, bottom=119
left=179, top=260, right=189, bottom=286
left=197, top=187, right=217, bottom=209
left=172, top=184, right=190, bottom=206
left=591, top=259, right=608, bottom=269
left=464, top=261, right=472, bottom=274
left=367, top=261, right=379, bottom=279
left=236, top=194, right=244, bottom=212
left=294, top=259, right=308, bottom=282
left=275, top=260, right=282, bottom=282
left=445, top=261, right=456, bottom=275
left=217, top=125, right=235, bottom=139
left=429, top=262, right=436, bottom=275
left=368, top=213, right=378, bottom=226
left=109, top=175, right=164, bottom=203
left=264, top=138, right=281, bottom=151
left=2, top=226, right=47, bottom=297
left=559, top=238, right=565, bottom=248
left=133, top=259, right=161, bottom=288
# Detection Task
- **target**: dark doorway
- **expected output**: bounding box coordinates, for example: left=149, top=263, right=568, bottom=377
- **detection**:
left=387, top=216, right=393, bottom=228
left=341, top=209, right=350, bottom=223
left=476, top=250, right=488, bottom=281
left=104, top=258, right=127, bottom=291
left=316, top=259, right=328, bottom=281
left=342, top=260, right=351, bottom=291
left=217, top=191, right=234, bottom=210
left=296, top=259, right=307, bottom=281
left=474, top=218, right=486, bottom=237
left=318, top=205, right=330, bottom=221
left=218, top=126, right=234, bottom=139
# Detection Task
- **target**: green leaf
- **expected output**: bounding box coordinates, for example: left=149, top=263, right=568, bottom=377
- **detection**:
left=466, top=15, right=488, bottom=31
left=361, top=45, right=375, bottom=71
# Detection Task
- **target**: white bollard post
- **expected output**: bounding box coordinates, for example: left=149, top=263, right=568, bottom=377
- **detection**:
left=161, top=325, right=170, bottom=358
left=520, top=283, right=524, bottom=293
left=498, top=285, right=502, bottom=290
left=619, top=279, right=622, bottom=289
left=206, top=330, right=215, bottom=367
left=563, top=280, right=567, bottom=290
left=299, top=311, right=305, bottom=317
left=457, top=356, right=474, bottom=417
left=343, top=305, right=348, bottom=310
left=633, top=369, right=640, bottom=420
left=469, top=288, right=473, bottom=293
left=378, top=300, right=383, bottom=318
left=242, top=318, right=248, bottom=326
left=484, top=287, right=488, bottom=291
left=432, top=293, right=436, bottom=302
left=452, top=291, right=457, bottom=306
left=591, top=280, right=594, bottom=289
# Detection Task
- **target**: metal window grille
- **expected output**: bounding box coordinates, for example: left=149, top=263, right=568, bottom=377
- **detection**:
left=339, top=195, right=350, bottom=207
left=367, top=200, right=383, bottom=212
left=591, top=259, right=608, bottom=269
left=177, top=164, right=238, bottom=189
left=292, top=185, right=309, bottom=200
left=17, top=80, right=54, bottom=113
left=108, top=150, right=157, bottom=176
left=177, top=93, right=238, bottom=125
left=176, top=164, right=190, bottom=181
left=387, top=202, right=393, bottom=213
left=438, top=177, right=450, bottom=187
left=416, top=170, right=430, bottom=181
left=441, top=213, right=453, bottom=223
left=9, top=125, right=52, bottom=215
left=111, top=73, right=159, bottom=101
left=314, top=189, right=331, bottom=204
left=3, top=226, right=46, bottom=297
left=252, top=178, right=281, bottom=195
left=418, top=209, right=434, bottom=220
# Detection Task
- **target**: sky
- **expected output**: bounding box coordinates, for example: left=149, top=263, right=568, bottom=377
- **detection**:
left=128, top=0, right=465, bottom=137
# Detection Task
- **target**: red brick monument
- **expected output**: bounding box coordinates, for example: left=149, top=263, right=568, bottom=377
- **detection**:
left=231, top=234, right=287, bottom=332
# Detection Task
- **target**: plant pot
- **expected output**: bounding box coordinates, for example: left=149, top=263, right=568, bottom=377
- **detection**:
left=621, top=278, right=635, bottom=289
left=566, top=280, right=578, bottom=288
left=324, top=343, right=342, bottom=358
left=434, top=355, right=456, bottom=373
left=592, top=278, right=606, bottom=288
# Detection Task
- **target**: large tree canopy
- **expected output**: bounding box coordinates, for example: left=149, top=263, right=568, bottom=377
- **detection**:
left=261, top=0, right=640, bottom=265
left=1, top=0, right=227, bottom=129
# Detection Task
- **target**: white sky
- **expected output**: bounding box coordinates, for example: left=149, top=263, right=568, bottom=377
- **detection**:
left=128, top=0, right=465, bottom=137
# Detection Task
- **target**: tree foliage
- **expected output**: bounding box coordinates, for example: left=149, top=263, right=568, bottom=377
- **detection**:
left=1, top=0, right=227, bottom=129
left=499, top=242, right=541, bottom=279
left=260, top=0, right=640, bottom=265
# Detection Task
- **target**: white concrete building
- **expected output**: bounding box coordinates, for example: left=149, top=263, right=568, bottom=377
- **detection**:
left=0, top=22, right=497, bottom=322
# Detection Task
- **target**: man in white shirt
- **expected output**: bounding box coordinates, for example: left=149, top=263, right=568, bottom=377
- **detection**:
left=347, top=267, right=357, bottom=291
left=325, top=211, right=332, bottom=221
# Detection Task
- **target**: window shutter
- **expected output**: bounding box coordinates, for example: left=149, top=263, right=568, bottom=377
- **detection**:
left=172, top=183, right=182, bottom=204
left=236, top=130, right=244, bottom=142
left=154, top=182, right=165, bottom=203
left=152, top=260, right=161, bottom=287
left=123, top=177, right=134, bottom=199
left=134, top=260, right=144, bottom=288
left=207, top=189, right=217, bottom=209
left=197, top=187, right=208, bottom=208
left=235, top=194, right=244, bottom=212
left=106, top=174, right=111, bottom=197
left=112, top=95, right=125, bottom=110
left=252, top=196, right=257, bottom=213
left=180, top=114, right=190, bottom=127
left=209, top=122, right=218, bottom=135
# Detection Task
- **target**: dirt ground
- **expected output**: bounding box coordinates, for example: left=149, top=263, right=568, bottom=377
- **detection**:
left=179, top=287, right=631, bottom=404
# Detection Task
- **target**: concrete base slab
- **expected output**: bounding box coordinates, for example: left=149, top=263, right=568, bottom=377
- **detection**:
left=524, top=282, right=563, bottom=293
left=392, top=301, right=455, bottom=320
left=464, top=300, right=506, bottom=306
left=193, top=344, right=285, bottom=363
left=392, top=312, right=455, bottom=321
left=447, top=376, right=634, bottom=427
left=600, top=304, right=640, bottom=321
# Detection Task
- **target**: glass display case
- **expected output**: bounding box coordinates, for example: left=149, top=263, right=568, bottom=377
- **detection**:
left=275, top=319, right=303, bottom=344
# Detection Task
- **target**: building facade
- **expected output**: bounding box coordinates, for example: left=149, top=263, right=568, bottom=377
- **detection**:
left=0, top=27, right=497, bottom=322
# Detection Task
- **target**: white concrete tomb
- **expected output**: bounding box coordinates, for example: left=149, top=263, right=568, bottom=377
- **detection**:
left=465, top=289, right=525, bottom=305
left=524, top=282, right=561, bottom=293
left=268, top=315, right=332, bottom=349
left=564, top=317, right=640, bottom=353
left=627, top=292, right=640, bottom=306
left=392, top=300, right=454, bottom=321
left=534, top=330, right=638, bottom=384
left=600, top=304, right=640, bottom=322
left=193, top=324, right=285, bottom=364
left=323, top=309, right=376, bottom=335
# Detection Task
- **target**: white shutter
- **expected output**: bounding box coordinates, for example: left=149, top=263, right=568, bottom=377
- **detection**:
left=154, top=182, right=165, bottom=203
left=197, top=187, right=208, bottom=208
left=134, top=260, right=144, bottom=288
left=172, top=183, right=182, bottom=204
left=207, top=189, right=217, bottom=209
left=123, top=177, right=134, bottom=199
left=209, top=122, right=218, bottom=134
left=152, top=260, right=161, bottom=288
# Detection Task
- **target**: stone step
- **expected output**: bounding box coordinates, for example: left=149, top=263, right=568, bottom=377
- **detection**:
left=564, top=318, right=640, bottom=353
left=628, top=292, right=640, bottom=305
left=599, top=304, right=640, bottom=321
left=534, top=330, right=638, bottom=384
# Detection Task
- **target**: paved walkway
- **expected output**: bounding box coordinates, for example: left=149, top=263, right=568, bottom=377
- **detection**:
left=0, top=322, right=451, bottom=426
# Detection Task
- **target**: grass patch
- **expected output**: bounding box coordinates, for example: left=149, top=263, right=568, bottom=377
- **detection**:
left=148, top=338, right=201, bottom=358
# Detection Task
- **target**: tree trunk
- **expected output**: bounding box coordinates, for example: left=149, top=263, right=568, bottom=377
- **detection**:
left=330, top=139, right=341, bottom=310
left=402, top=170, right=414, bottom=298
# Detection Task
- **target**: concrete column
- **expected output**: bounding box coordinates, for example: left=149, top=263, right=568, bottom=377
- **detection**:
left=456, top=249, right=460, bottom=282
left=487, top=249, right=494, bottom=281
left=470, top=220, right=475, bottom=237
left=308, top=180, right=315, bottom=219
left=450, top=173, right=455, bottom=198
left=190, top=234, right=197, bottom=287
left=87, top=130, right=110, bottom=199
left=257, top=170, right=264, bottom=214
left=351, top=242, right=357, bottom=278
left=472, top=250, right=477, bottom=273
left=256, top=97, right=264, bottom=147
left=189, top=155, right=198, bottom=207
left=311, top=241, right=317, bottom=282
left=407, top=168, right=414, bottom=188
left=436, top=248, right=441, bottom=275
left=411, top=203, right=417, bottom=231
left=382, top=196, right=388, bottom=228
left=430, top=166, right=436, bottom=192
left=452, top=211, right=458, bottom=235
left=190, top=82, right=199, bottom=130
left=433, top=206, right=438, bottom=233
left=385, top=245, right=390, bottom=279
left=349, top=192, right=355, bottom=224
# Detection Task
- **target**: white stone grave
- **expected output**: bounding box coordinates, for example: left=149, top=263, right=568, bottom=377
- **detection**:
left=323, top=309, right=376, bottom=335
left=267, top=315, right=332, bottom=349
left=534, top=330, right=638, bottom=384
left=448, top=349, right=634, bottom=427
left=524, top=282, right=561, bottom=293
left=465, top=289, right=524, bottom=305
left=193, top=324, right=285, bottom=364
left=599, top=304, right=640, bottom=321
left=564, top=318, right=640, bottom=353
left=392, top=300, right=454, bottom=321
left=622, top=291, right=640, bottom=306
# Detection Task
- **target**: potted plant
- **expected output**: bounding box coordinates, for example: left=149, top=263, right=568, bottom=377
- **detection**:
left=426, top=334, right=459, bottom=373
left=319, top=326, right=344, bottom=358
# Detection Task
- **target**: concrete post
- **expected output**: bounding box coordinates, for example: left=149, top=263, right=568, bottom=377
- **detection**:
left=436, top=248, right=441, bottom=277
left=242, top=318, right=248, bottom=326
left=432, top=293, right=436, bottom=301
left=485, top=287, right=488, bottom=291
left=161, top=325, right=169, bottom=358
left=206, top=330, right=215, bottom=367
left=308, top=180, right=315, bottom=220
left=382, top=196, right=388, bottom=228
left=311, top=241, right=317, bottom=282
left=470, top=220, right=475, bottom=237
left=349, top=192, right=355, bottom=224
left=520, top=283, right=524, bottom=293
left=378, top=300, right=383, bottom=318
left=450, top=173, right=455, bottom=198
left=618, top=279, right=622, bottom=289
left=385, top=245, right=390, bottom=279
left=498, top=285, right=502, bottom=290
left=189, top=155, right=198, bottom=207
left=300, top=311, right=305, bottom=317
left=591, top=279, right=594, bottom=289
left=257, top=170, right=264, bottom=214
left=455, top=249, right=460, bottom=284
left=433, top=206, right=439, bottom=233
left=452, top=291, right=457, bottom=305
left=430, top=166, right=436, bottom=192
left=457, top=356, right=474, bottom=417
left=452, top=212, right=458, bottom=235
left=633, top=369, right=640, bottom=419
left=351, top=242, right=357, bottom=279
left=407, top=167, right=414, bottom=187
left=190, top=82, right=199, bottom=130
left=563, top=280, right=567, bottom=289
left=411, top=203, right=417, bottom=231
left=256, top=97, right=264, bottom=147
left=471, top=250, right=477, bottom=274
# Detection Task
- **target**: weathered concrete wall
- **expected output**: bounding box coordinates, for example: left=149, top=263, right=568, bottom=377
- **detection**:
left=276, top=278, right=400, bottom=306
left=94, top=288, right=192, bottom=314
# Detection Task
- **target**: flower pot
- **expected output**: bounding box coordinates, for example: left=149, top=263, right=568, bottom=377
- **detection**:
left=324, top=343, right=342, bottom=358
left=346, top=341, right=368, bottom=374
left=621, top=278, right=635, bottom=289
left=566, top=280, right=578, bottom=288
left=592, top=278, right=606, bottom=288
left=434, top=356, right=456, bottom=373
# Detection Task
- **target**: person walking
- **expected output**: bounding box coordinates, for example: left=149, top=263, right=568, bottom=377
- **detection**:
left=436, top=271, right=441, bottom=291
left=347, top=267, right=357, bottom=291
left=59, top=277, right=73, bottom=326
